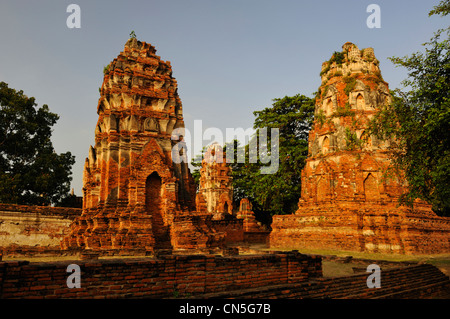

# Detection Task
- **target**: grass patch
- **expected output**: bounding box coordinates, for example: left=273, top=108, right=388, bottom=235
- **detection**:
left=269, top=246, right=450, bottom=278
left=3, top=256, right=81, bottom=262
left=269, top=246, right=450, bottom=261
left=322, top=261, right=356, bottom=277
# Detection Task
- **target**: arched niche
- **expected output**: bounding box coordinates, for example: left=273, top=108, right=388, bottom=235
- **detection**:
left=218, top=193, right=233, bottom=214
left=322, top=85, right=338, bottom=116
left=145, top=172, right=165, bottom=230
left=364, top=173, right=380, bottom=201
left=359, top=131, right=373, bottom=150
left=350, top=80, right=369, bottom=110
left=322, top=136, right=330, bottom=153
left=326, top=98, right=333, bottom=116
left=316, top=176, right=330, bottom=202
left=223, top=202, right=229, bottom=214
left=356, top=93, right=365, bottom=110
left=144, top=118, right=160, bottom=132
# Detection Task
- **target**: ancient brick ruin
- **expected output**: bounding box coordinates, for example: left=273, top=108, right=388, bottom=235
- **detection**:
left=0, top=204, right=81, bottom=257
left=1, top=252, right=449, bottom=299
left=60, top=39, right=266, bottom=255
left=61, top=39, right=227, bottom=254
left=61, top=40, right=448, bottom=256
left=1, top=39, right=450, bottom=301
left=195, top=143, right=234, bottom=220
left=236, top=198, right=270, bottom=244
left=270, top=42, right=450, bottom=254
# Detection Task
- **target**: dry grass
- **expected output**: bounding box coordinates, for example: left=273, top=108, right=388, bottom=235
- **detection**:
left=264, top=246, right=450, bottom=277
left=322, top=261, right=356, bottom=277
left=265, top=246, right=450, bottom=262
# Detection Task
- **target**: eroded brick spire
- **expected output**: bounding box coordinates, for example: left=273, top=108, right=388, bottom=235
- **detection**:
left=62, top=38, right=196, bottom=254
left=270, top=43, right=450, bottom=254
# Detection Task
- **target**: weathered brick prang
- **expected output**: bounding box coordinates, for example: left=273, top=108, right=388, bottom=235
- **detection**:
left=270, top=42, right=450, bottom=254
left=61, top=38, right=225, bottom=255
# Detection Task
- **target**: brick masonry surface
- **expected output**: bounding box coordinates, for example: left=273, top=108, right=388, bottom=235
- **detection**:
left=270, top=42, right=450, bottom=254
left=0, top=251, right=321, bottom=299
left=0, top=204, right=81, bottom=257
left=198, top=263, right=450, bottom=299
left=1, top=251, right=448, bottom=299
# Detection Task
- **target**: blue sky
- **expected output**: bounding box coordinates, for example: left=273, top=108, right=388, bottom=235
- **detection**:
left=0, top=0, right=447, bottom=194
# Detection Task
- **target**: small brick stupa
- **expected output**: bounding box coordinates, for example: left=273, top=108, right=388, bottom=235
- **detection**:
left=61, top=38, right=204, bottom=254
left=270, top=43, right=450, bottom=254
left=195, top=143, right=234, bottom=220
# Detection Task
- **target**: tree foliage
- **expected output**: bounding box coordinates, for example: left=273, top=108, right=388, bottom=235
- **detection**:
left=228, top=94, right=315, bottom=222
left=429, top=0, right=450, bottom=17
left=370, top=2, right=450, bottom=216
left=0, top=82, right=75, bottom=206
left=190, top=94, right=314, bottom=224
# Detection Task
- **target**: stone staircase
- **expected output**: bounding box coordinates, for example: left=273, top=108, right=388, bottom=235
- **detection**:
left=196, top=263, right=450, bottom=299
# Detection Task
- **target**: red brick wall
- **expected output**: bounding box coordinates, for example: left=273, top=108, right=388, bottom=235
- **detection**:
left=199, top=263, right=450, bottom=299
left=0, top=251, right=322, bottom=298
left=270, top=203, right=450, bottom=254
left=210, top=218, right=244, bottom=243
left=0, top=203, right=82, bottom=218
left=243, top=231, right=270, bottom=244
left=0, top=204, right=81, bottom=257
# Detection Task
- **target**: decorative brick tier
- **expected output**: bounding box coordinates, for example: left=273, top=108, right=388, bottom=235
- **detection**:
left=271, top=202, right=450, bottom=254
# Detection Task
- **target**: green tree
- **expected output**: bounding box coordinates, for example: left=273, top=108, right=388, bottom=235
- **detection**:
left=229, top=94, right=315, bottom=222
left=0, top=82, right=75, bottom=206
left=370, top=1, right=450, bottom=216
left=190, top=145, right=208, bottom=190
left=429, top=0, right=450, bottom=16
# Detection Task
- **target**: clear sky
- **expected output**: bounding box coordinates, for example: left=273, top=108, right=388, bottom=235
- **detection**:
left=0, top=0, right=447, bottom=195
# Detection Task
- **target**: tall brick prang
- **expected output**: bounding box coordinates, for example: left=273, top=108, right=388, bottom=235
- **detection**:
left=270, top=43, right=450, bottom=254
left=61, top=38, right=199, bottom=254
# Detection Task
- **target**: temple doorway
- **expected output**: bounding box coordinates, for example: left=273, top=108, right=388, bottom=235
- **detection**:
left=145, top=172, right=172, bottom=250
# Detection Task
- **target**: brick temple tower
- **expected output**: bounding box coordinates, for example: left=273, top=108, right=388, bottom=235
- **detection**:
left=300, top=42, right=402, bottom=205
left=270, top=43, right=450, bottom=254
left=195, top=143, right=234, bottom=220
left=61, top=38, right=197, bottom=254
